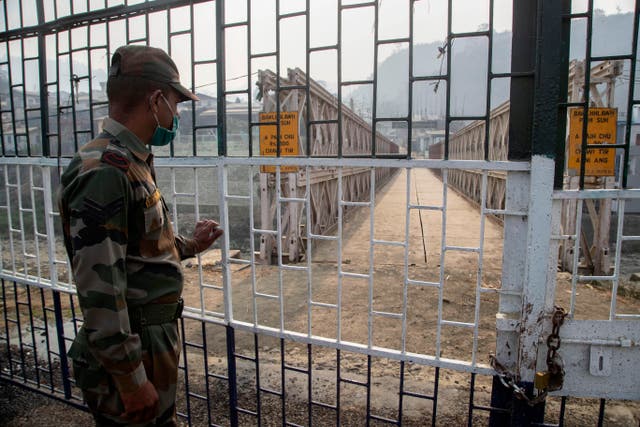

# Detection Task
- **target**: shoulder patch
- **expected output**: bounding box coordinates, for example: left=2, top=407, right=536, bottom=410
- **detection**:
left=101, top=151, right=130, bottom=172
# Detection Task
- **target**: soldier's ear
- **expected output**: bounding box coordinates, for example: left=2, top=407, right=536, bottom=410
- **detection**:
left=148, top=90, right=163, bottom=112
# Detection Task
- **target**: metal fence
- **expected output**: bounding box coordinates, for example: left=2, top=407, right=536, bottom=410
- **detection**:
left=1, top=1, right=639, bottom=426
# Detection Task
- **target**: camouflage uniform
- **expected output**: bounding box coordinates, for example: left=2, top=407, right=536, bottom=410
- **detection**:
left=58, top=117, right=200, bottom=426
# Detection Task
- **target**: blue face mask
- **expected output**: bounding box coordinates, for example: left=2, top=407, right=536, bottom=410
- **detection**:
left=150, top=95, right=179, bottom=147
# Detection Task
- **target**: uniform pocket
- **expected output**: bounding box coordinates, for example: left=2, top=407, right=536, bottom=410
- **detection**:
left=68, top=329, right=110, bottom=394
left=140, top=189, right=175, bottom=258
left=144, top=199, right=164, bottom=236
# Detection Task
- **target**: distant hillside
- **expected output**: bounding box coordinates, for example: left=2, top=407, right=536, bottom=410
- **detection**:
left=347, top=11, right=635, bottom=121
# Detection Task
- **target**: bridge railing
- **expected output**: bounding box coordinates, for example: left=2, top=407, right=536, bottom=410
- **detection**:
left=429, top=101, right=510, bottom=216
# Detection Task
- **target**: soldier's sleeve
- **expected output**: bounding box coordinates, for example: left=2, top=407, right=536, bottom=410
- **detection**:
left=174, top=234, right=200, bottom=260
left=66, top=166, right=148, bottom=394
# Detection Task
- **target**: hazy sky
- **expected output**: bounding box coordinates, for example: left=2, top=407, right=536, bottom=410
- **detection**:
left=1, top=0, right=636, bottom=96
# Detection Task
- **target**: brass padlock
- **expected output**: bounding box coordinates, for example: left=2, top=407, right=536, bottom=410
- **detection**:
left=534, top=371, right=550, bottom=390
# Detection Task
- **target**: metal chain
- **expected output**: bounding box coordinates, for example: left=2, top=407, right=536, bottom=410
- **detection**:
left=546, top=306, right=567, bottom=391
left=489, top=306, right=567, bottom=407
left=490, top=354, right=549, bottom=406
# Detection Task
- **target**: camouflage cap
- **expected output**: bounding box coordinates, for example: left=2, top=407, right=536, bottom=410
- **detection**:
left=109, top=45, right=199, bottom=102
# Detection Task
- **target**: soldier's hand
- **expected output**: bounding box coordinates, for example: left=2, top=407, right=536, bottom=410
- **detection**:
left=193, top=219, right=223, bottom=253
left=121, top=380, right=159, bottom=423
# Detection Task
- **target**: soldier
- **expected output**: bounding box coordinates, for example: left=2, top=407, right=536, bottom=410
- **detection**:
left=57, top=45, right=223, bottom=426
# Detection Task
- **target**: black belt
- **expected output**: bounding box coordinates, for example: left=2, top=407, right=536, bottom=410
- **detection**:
left=128, top=298, right=184, bottom=332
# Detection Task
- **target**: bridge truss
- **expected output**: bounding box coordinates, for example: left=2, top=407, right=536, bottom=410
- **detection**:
left=434, top=60, right=625, bottom=276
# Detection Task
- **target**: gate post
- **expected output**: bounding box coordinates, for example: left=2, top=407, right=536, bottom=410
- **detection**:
left=491, top=0, right=568, bottom=424
left=52, top=291, right=72, bottom=399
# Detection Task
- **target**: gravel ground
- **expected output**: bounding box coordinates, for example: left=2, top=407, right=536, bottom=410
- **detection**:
left=0, top=382, right=93, bottom=427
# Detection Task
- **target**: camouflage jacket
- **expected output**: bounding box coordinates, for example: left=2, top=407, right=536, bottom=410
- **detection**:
left=58, top=117, right=199, bottom=394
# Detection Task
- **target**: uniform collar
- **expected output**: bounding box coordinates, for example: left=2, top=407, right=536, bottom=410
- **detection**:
left=102, top=117, right=152, bottom=163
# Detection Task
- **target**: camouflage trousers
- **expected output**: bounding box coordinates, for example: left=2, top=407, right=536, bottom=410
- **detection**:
left=73, top=322, right=181, bottom=426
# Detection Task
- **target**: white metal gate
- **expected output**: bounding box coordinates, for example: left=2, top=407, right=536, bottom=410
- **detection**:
left=0, top=0, right=639, bottom=425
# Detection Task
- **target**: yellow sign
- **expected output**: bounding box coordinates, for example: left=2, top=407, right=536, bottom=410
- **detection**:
left=259, top=111, right=299, bottom=173
left=568, top=108, right=617, bottom=177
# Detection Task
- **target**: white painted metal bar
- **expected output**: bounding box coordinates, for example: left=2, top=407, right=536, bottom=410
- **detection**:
left=0, top=272, right=60, bottom=290
left=307, top=233, right=338, bottom=241
left=491, top=289, right=523, bottom=297
left=440, top=320, right=475, bottom=328
left=174, top=191, right=197, bottom=197
left=305, top=165, right=314, bottom=338
left=615, top=314, right=640, bottom=319
left=15, top=166, right=29, bottom=278
left=569, top=199, right=584, bottom=315
left=341, top=271, right=370, bottom=280
left=622, top=235, right=640, bottom=241
left=183, top=306, right=224, bottom=320
left=226, top=195, right=250, bottom=201
left=551, top=234, right=576, bottom=241
left=4, top=166, right=17, bottom=273
left=576, top=275, right=617, bottom=281
left=249, top=165, right=259, bottom=327
left=407, top=204, right=443, bottom=211
left=255, top=292, right=280, bottom=300
left=253, top=228, right=278, bottom=235
left=368, top=168, right=375, bottom=349
left=444, top=245, right=480, bottom=253
left=219, top=164, right=232, bottom=324
left=610, top=199, right=626, bottom=319
left=561, top=338, right=640, bottom=347
left=341, top=201, right=370, bottom=207
left=436, top=169, right=448, bottom=359
left=471, top=171, right=489, bottom=367
left=310, top=301, right=337, bottom=309
left=372, top=239, right=405, bottom=247
left=553, top=188, right=640, bottom=199
left=406, top=279, right=441, bottom=288
left=225, top=318, right=495, bottom=375
left=192, top=168, right=207, bottom=318
left=484, top=209, right=527, bottom=217
left=278, top=264, right=307, bottom=272
left=275, top=169, right=285, bottom=332
left=0, top=157, right=70, bottom=166
left=0, top=155, right=532, bottom=172
left=372, top=310, right=402, bottom=319
left=170, top=169, right=179, bottom=231
left=280, top=196, right=306, bottom=203
left=337, top=168, right=344, bottom=343
left=23, top=173, right=39, bottom=284
left=402, top=168, right=411, bottom=354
